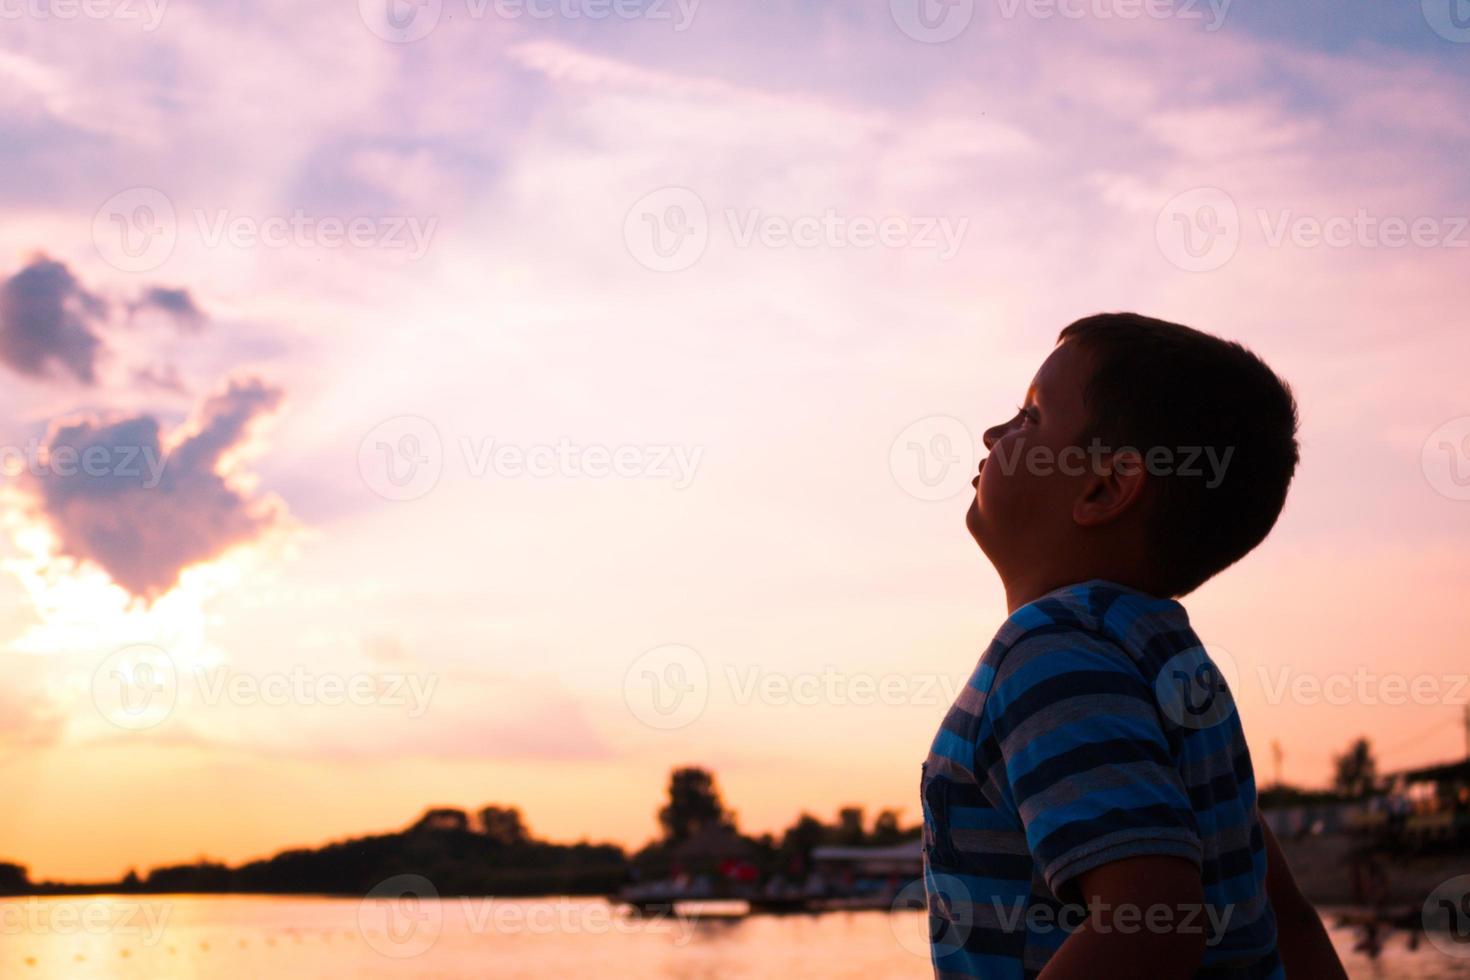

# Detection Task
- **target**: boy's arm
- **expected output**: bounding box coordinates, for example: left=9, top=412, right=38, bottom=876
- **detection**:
left=1259, top=812, right=1349, bottom=979
left=1037, top=855, right=1207, bottom=980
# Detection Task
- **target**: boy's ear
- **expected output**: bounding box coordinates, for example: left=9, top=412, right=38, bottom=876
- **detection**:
left=1073, top=449, right=1149, bottom=527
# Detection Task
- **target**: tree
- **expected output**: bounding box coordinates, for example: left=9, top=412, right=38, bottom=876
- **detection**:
left=1332, top=737, right=1378, bottom=798
left=412, top=808, right=470, bottom=833
left=0, top=862, right=29, bottom=895
left=478, top=806, right=528, bottom=846
left=657, top=767, right=734, bottom=843
left=870, top=809, right=903, bottom=845
left=836, top=807, right=865, bottom=846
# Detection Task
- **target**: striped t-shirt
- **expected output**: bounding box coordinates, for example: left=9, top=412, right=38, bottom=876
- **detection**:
left=921, top=581, right=1281, bottom=979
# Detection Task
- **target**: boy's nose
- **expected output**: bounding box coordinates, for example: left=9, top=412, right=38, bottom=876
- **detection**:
left=982, top=422, right=1007, bottom=451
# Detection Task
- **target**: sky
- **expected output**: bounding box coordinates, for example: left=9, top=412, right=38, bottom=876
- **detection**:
left=1, top=0, right=1468, bottom=882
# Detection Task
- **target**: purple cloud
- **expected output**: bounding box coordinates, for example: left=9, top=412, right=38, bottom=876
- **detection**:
left=130, top=286, right=207, bottom=332
left=0, top=256, right=106, bottom=384
left=32, top=378, right=284, bottom=600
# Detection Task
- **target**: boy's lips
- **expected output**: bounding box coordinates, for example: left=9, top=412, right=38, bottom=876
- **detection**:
left=971, top=458, right=985, bottom=488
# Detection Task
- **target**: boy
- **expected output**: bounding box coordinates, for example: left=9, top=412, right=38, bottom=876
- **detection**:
left=921, top=314, right=1346, bottom=979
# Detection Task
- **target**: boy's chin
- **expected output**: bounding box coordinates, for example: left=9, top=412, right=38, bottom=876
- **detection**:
left=965, top=496, right=985, bottom=547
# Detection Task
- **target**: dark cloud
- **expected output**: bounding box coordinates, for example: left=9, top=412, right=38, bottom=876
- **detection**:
left=130, top=286, right=207, bottom=332
left=33, top=378, right=284, bottom=600
left=132, top=363, right=189, bottom=394
left=0, top=258, right=209, bottom=386
left=0, top=256, right=107, bottom=384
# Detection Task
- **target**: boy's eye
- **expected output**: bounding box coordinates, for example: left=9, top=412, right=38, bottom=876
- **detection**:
left=1015, top=405, right=1038, bottom=425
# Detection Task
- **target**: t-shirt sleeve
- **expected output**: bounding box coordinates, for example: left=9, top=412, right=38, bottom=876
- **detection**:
left=984, top=631, right=1203, bottom=897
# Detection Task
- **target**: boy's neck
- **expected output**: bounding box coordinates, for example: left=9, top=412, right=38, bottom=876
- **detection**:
left=1002, top=570, right=1168, bottom=613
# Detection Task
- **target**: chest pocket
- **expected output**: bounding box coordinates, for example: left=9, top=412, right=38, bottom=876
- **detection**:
left=920, top=760, right=964, bottom=870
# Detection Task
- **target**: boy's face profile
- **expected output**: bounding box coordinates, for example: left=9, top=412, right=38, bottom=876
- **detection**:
left=965, top=339, right=1097, bottom=579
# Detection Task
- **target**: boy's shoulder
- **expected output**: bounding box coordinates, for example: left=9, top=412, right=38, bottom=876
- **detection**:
left=994, top=579, right=1189, bottom=650
left=985, top=580, right=1196, bottom=678
left=976, top=580, right=1223, bottom=734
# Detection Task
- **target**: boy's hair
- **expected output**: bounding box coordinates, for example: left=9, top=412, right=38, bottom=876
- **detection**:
left=1057, top=313, right=1300, bottom=597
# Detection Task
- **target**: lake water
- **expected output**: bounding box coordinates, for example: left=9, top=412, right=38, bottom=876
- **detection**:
left=2, top=895, right=1466, bottom=978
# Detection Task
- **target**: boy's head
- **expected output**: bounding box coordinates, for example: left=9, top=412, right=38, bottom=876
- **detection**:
left=966, top=313, right=1299, bottom=599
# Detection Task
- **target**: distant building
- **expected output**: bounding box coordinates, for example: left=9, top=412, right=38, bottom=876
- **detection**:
left=1379, top=757, right=1470, bottom=848
left=810, top=840, right=923, bottom=879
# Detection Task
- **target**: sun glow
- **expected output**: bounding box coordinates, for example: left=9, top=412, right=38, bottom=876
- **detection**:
left=1, top=491, right=264, bottom=669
